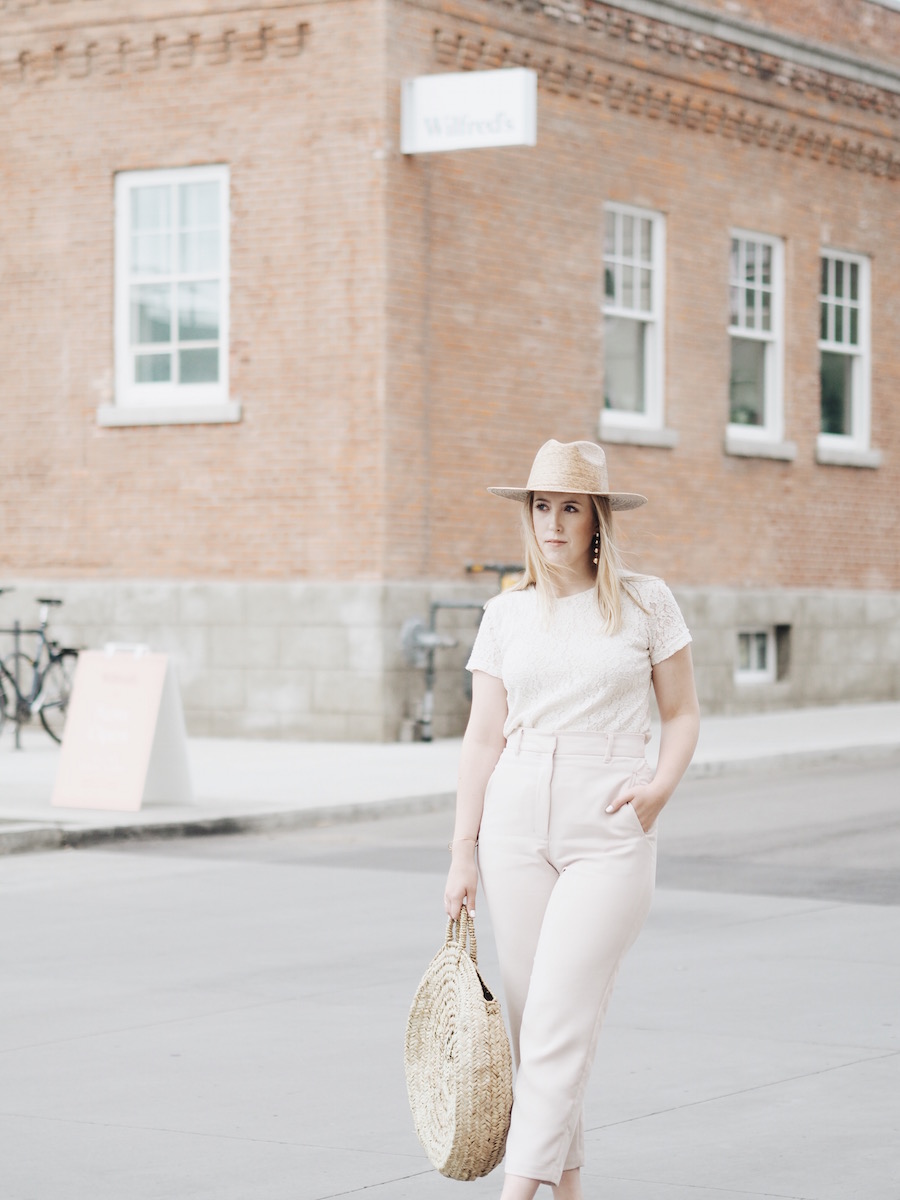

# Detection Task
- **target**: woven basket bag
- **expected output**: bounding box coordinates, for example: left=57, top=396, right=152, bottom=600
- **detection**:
left=404, top=906, right=513, bottom=1180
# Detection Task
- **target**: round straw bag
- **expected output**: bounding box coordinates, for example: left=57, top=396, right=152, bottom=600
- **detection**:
left=404, top=906, right=513, bottom=1180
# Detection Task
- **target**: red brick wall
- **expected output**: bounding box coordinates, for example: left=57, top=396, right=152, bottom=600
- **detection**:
left=1, top=1, right=387, bottom=581
left=384, top=3, right=900, bottom=590
left=2, top=1, right=898, bottom=594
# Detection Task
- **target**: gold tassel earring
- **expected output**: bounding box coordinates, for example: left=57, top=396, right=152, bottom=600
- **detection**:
left=592, top=531, right=600, bottom=566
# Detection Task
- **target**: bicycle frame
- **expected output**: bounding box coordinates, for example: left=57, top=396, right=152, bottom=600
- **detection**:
left=0, top=594, right=79, bottom=746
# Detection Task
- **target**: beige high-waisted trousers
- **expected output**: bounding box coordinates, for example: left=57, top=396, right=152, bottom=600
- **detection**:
left=477, top=728, right=658, bottom=1186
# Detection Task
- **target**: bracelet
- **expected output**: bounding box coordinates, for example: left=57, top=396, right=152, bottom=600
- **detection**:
left=448, top=837, right=478, bottom=853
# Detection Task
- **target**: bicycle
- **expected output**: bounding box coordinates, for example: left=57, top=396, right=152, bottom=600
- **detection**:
left=0, top=590, right=80, bottom=744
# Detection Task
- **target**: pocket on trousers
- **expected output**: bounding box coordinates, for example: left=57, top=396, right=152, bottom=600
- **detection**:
left=621, top=801, right=649, bottom=837
left=479, top=752, right=540, bottom=839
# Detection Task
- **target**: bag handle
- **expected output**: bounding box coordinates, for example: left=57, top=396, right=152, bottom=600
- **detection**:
left=446, top=905, right=478, bottom=965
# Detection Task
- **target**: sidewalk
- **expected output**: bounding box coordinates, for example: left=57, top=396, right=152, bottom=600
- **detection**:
left=1, top=701, right=899, bottom=855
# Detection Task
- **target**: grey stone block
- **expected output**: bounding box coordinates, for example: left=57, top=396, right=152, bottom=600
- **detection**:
left=244, top=583, right=304, bottom=627
left=280, top=626, right=350, bottom=671
left=865, top=593, right=900, bottom=625
left=245, top=669, right=313, bottom=716
left=210, top=625, right=279, bottom=670
left=179, top=583, right=245, bottom=625
left=112, top=582, right=181, bottom=625
left=147, top=625, right=210, bottom=679
left=313, top=670, right=383, bottom=716
left=336, top=584, right=385, bottom=627
left=347, top=626, right=384, bottom=672
left=344, top=714, right=389, bottom=741
left=186, top=668, right=245, bottom=712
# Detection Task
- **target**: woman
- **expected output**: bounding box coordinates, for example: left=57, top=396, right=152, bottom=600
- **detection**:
left=444, top=439, right=700, bottom=1200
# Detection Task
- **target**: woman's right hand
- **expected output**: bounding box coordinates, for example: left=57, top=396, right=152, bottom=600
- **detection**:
left=444, top=847, right=478, bottom=920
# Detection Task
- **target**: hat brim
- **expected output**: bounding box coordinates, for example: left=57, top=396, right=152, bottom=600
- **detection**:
left=487, top=487, right=647, bottom=511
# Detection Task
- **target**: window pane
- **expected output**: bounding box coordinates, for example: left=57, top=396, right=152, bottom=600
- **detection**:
left=639, top=219, right=651, bottom=263
left=178, top=282, right=219, bottom=341
left=130, top=284, right=171, bottom=344
left=131, top=232, right=171, bottom=275
left=753, top=633, right=768, bottom=670
left=850, top=262, right=859, bottom=301
left=730, top=286, right=741, bottom=327
left=760, top=289, right=771, bottom=332
left=738, top=633, right=750, bottom=671
left=179, top=229, right=220, bottom=275
left=639, top=269, right=651, bottom=311
left=729, top=337, right=766, bottom=425
left=820, top=301, right=828, bottom=342
left=604, top=266, right=615, bottom=301
left=820, top=257, right=828, bottom=296
left=760, top=244, right=771, bottom=286
left=834, top=259, right=844, bottom=299
left=179, top=347, right=218, bottom=384
left=745, top=288, right=756, bottom=329
left=131, top=185, right=170, bottom=232
left=730, top=239, right=740, bottom=284
left=622, top=267, right=635, bottom=309
left=849, top=307, right=858, bottom=345
left=604, top=316, right=645, bottom=414
left=134, top=353, right=171, bottom=383
left=745, top=241, right=757, bottom=284
left=820, top=351, right=852, bottom=435
left=622, top=215, right=634, bottom=258
left=835, top=306, right=843, bottom=342
left=179, top=181, right=219, bottom=228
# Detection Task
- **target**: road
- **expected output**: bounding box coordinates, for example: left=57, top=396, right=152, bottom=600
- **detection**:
left=2, top=759, right=899, bottom=1199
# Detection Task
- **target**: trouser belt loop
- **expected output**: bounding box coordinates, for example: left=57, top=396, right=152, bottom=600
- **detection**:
left=512, top=728, right=523, bottom=755
left=603, top=734, right=613, bottom=764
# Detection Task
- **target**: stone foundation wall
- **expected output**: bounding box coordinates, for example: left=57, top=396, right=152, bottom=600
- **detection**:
left=2, top=581, right=898, bottom=740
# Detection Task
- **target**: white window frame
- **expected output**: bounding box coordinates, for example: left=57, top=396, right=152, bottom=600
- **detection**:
left=102, top=164, right=237, bottom=427
left=725, top=230, right=794, bottom=461
left=735, top=628, right=775, bottom=685
left=599, top=204, right=675, bottom=448
left=816, top=249, right=879, bottom=468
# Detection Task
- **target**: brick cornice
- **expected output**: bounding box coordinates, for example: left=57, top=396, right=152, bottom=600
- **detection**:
left=0, top=15, right=307, bottom=84
left=419, top=0, right=900, bottom=125
left=432, top=27, right=900, bottom=180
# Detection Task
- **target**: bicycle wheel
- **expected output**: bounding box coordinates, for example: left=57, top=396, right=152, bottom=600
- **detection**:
left=38, top=650, right=78, bottom=743
left=1, top=652, right=36, bottom=727
left=0, top=676, right=8, bottom=736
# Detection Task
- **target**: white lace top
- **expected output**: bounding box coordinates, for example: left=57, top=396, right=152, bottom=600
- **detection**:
left=466, top=576, right=691, bottom=740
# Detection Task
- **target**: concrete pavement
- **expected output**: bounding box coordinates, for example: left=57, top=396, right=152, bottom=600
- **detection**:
left=1, top=762, right=899, bottom=1199
left=1, top=701, right=899, bottom=854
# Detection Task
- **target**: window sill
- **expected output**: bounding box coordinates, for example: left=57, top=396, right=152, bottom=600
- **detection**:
left=815, top=440, right=882, bottom=469
left=725, top=430, right=797, bottom=461
left=597, top=421, right=678, bottom=449
left=97, top=402, right=242, bottom=427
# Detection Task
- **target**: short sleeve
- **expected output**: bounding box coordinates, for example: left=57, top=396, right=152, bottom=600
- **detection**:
left=645, top=580, right=692, bottom=666
left=466, top=599, right=504, bottom=679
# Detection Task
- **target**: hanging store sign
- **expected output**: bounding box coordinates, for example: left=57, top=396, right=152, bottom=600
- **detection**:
left=401, top=68, right=537, bottom=155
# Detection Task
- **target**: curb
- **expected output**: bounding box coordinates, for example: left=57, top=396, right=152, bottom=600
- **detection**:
left=684, top=741, right=900, bottom=779
left=2, top=742, right=898, bottom=859
left=0, top=792, right=457, bottom=857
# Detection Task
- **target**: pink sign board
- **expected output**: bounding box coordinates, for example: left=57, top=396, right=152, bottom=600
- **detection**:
left=52, top=649, right=192, bottom=812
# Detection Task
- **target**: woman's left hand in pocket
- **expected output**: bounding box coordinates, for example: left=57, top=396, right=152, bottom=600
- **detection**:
left=606, top=781, right=668, bottom=833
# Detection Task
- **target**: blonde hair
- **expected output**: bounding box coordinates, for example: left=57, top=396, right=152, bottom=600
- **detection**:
left=510, top=492, right=635, bottom=634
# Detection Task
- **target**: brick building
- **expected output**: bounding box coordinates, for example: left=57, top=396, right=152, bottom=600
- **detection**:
left=2, top=0, right=899, bottom=739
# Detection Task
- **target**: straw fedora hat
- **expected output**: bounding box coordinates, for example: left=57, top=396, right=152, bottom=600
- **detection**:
left=488, top=440, right=647, bottom=511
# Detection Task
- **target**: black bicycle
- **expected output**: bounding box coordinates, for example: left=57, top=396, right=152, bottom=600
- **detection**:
left=0, top=590, right=80, bottom=743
